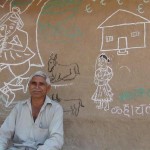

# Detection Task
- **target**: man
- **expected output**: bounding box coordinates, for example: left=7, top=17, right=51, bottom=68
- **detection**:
left=0, top=71, right=64, bottom=150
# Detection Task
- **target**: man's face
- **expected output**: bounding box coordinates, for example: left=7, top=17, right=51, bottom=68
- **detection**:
left=29, top=76, right=51, bottom=99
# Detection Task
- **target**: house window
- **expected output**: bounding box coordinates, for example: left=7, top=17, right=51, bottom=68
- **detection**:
left=131, top=31, right=140, bottom=37
left=106, top=36, right=113, bottom=42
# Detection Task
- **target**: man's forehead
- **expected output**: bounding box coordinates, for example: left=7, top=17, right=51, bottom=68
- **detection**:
left=31, top=76, right=46, bottom=81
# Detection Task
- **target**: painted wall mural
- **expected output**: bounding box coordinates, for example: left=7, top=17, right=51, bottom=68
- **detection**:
left=0, top=0, right=150, bottom=121
left=92, top=53, right=113, bottom=111
left=0, top=0, right=83, bottom=118
left=52, top=93, right=84, bottom=117
left=48, top=53, right=80, bottom=83
left=0, top=0, right=46, bottom=108
left=89, top=1, right=150, bottom=117
left=98, top=9, right=150, bottom=55
left=48, top=53, right=82, bottom=117
left=85, top=0, right=149, bottom=14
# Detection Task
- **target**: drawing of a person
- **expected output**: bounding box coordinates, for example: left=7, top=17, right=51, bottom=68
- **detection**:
left=92, top=53, right=113, bottom=110
left=0, top=7, right=34, bottom=66
left=0, top=7, right=34, bottom=106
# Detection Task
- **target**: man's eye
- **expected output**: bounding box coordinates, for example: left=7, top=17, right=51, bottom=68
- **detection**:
left=30, top=82, right=46, bottom=86
left=39, top=83, right=45, bottom=86
left=30, top=82, right=36, bottom=86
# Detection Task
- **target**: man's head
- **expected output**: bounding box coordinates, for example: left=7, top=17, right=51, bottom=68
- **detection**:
left=28, top=71, right=51, bottom=99
left=28, top=71, right=51, bottom=85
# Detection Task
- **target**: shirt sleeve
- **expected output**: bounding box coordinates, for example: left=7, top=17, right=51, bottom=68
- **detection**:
left=37, top=104, right=64, bottom=150
left=0, top=105, right=18, bottom=150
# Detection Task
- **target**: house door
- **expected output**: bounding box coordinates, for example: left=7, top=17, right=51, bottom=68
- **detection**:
left=117, top=37, right=128, bottom=55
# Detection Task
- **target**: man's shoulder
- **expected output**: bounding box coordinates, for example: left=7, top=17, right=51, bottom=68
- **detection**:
left=51, top=100, right=62, bottom=108
left=14, top=99, right=29, bottom=109
left=46, top=96, right=63, bottom=109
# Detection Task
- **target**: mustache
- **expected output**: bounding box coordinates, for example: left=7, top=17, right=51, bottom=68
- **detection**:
left=32, top=89, right=42, bottom=92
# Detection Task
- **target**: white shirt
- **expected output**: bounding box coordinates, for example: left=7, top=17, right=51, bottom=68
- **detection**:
left=0, top=96, right=64, bottom=150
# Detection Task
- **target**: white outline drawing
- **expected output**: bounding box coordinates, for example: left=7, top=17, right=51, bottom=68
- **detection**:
left=143, top=0, right=150, bottom=3
left=137, top=4, right=144, bottom=14
left=0, top=0, right=49, bottom=107
left=120, top=66, right=131, bottom=73
left=100, top=0, right=106, bottom=6
left=98, top=9, right=150, bottom=55
left=85, top=4, right=93, bottom=13
left=52, top=83, right=73, bottom=89
left=116, top=0, right=123, bottom=5
left=92, top=53, right=113, bottom=110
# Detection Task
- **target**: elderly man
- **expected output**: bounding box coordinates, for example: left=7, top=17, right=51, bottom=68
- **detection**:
left=0, top=71, right=64, bottom=150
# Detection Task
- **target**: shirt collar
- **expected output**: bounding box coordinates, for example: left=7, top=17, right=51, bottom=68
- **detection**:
left=22, top=96, right=53, bottom=110
left=42, top=95, right=53, bottom=107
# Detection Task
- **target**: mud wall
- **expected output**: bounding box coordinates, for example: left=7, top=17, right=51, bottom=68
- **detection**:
left=0, top=0, right=150, bottom=149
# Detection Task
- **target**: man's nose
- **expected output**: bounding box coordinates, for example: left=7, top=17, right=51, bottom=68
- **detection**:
left=35, top=83, right=41, bottom=88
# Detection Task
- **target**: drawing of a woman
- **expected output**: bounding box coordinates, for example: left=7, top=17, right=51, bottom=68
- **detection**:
left=92, top=53, right=113, bottom=110
left=0, top=0, right=48, bottom=109
left=0, top=7, right=34, bottom=68
left=0, top=7, right=34, bottom=106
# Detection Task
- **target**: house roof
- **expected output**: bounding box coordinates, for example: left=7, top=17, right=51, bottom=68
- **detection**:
left=98, top=9, right=150, bottom=28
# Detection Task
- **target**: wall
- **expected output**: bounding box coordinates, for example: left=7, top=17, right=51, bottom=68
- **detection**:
left=0, top=0, right=150, bottom=149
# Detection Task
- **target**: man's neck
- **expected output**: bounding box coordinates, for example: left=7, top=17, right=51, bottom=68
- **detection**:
left=31, top=97, right=46, bottom=122
left=31, top=96, right=46, bottom=108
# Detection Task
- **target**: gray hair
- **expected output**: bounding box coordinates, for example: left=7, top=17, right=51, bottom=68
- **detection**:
left=28, top=71, right=51, bottom=85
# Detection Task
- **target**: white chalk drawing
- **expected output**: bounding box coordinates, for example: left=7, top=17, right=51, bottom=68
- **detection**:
left=98, top=9, right=150, bottom=55
left=86, top=1, right=149, bottom=14
left=100, top=0, right=106, bottom=6
left=0, top=0, right=48, bottom=108
left=119, top=66, right=131, bottom=73
left=0, top=93, right=17, bottom=117
left=143, top=0, right=150, bottom=3
left=48, top=53, right=80, bottom=83
left=111, top=104, right=150, bottom=117
left=85, top=4, right=93, bottom=13
left=92, top=53, right=113, bottom=110
left=52, top=83, right=73, bottom=89
left=52, top=94, right=84, bottom=116
left=116, top=0, right=123, bottom=5
left=137, top=4, right=144, bottom=14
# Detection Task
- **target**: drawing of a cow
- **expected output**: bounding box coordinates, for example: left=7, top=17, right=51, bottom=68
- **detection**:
left=52, top=94, right=84, bottom=116
left=48, top=53, right=80, bottom=83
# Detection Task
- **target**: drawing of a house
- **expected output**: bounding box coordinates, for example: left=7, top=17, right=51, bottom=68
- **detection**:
left=98, top=9, right=150, bottom=55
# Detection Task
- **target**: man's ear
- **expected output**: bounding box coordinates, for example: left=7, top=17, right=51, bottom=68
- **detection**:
left=47, top=85, right=51, bottom=92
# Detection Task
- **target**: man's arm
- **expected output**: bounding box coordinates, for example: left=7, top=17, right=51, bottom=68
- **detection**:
left=37, top=105, right=64, bottom=150
left=0, top=106, right=17, bottom=150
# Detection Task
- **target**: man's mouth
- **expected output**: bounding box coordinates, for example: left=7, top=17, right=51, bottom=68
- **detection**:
left=32, top=90, right=41, bottom=93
